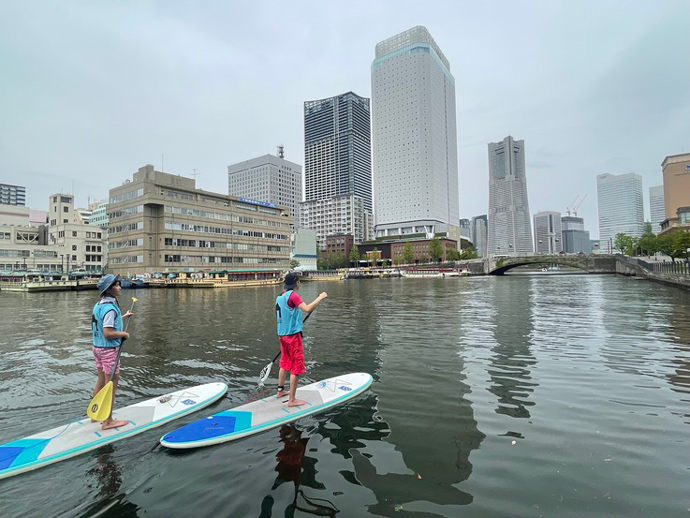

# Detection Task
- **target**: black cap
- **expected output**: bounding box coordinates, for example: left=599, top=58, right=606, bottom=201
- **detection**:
left=283, top=272, right=300, bottom=288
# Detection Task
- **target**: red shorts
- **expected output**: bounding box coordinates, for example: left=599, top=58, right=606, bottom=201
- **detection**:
left=278, top=334, right=305, bottom=375
left=92, top=346, right=120, bottom=375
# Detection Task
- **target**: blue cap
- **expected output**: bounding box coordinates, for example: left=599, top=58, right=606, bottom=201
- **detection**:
left=97, top=274, right=120, bottom=295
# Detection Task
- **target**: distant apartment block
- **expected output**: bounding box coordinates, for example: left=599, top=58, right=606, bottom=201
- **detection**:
left=299, top=195, right=373, bottom=251
left=596, top=173, right=644, bottom=253
left=649, top=185, right=664, bottom=234
left=533, top=211, right=563, bottom=254
left=0, top=183, right=26, bottom=206
left=228, top=151, right=302, bottom=219
left=487, top=136, right=533, bottom=256
left=107, top=165, right=292, bottom=276
left=471, top=215, right=488, bottom=257
left=371, top=26, right=459, bottom=240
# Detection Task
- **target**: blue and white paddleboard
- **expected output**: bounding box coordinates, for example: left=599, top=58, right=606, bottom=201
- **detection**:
left=160, top=372, right=372, bottom=449
left=0, top=382, right=227, bottom=480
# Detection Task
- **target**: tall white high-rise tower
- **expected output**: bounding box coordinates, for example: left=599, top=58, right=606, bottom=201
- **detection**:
left=596, top=172, right=644, bottom=253
left=371, top=26, right=459, bottom=241
left=487, top=136, right=533, bottom=256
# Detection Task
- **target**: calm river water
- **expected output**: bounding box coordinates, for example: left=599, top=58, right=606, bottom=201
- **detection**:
left=1, top=274, right=689, bottom=517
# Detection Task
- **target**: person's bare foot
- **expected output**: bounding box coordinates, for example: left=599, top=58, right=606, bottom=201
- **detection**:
left=101, top=419, right=129, bottom=430
left=276, top=390, right=289, bottom=397
left=287, top=398, right=307, bottom=407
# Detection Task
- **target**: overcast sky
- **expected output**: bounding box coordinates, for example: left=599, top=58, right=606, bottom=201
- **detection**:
left=1, top=1, right=688, bottom=239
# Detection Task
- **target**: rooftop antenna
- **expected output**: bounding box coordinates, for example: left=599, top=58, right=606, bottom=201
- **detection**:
left=191, top=168, right=200, bottom=180
left=277, top=144, right=285, bottom=159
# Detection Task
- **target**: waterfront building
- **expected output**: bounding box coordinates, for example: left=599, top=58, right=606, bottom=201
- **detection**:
left=0, top=183, right=26, bottom=206
left=371, top=26, right=459, bottom=242
left=47, top=194, right=105, bottom=273
left=487, top=136, right=533, bottom=256
left=659, top=153, right=690, bottom=235
left=326, top=233, right=354, bottom=265
left=533, top=211, right=563, bottom=254
left=299, top=195, right=373, bottom=250
left=649, top=185, right=664, bottom=235
left=596, top=172, right=644, bottom=252
left=106, top=165, right=292, bottom=276
left=358, top=236, right=458, bottom=265
left=0, top=196, right=104, bottom=273
left=228, top=150, right=302, bottom=219
left=291, top=228, right=317, bottom=271
left=471, top=215, right=488, bottom=257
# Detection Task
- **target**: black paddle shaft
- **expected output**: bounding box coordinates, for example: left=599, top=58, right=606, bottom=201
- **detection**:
left=107, top=301, right=136, bottom=382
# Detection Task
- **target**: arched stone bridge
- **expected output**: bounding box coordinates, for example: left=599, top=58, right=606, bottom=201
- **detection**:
left=487, top=254, right=617, bottom=275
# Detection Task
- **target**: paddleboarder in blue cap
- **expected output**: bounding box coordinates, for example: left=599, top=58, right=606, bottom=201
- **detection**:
left=91, top=274, right=133, bottom=429
left=275, top=272, right=327, bottom=407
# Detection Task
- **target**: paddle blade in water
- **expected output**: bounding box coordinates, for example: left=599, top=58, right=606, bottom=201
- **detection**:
left=258, top=361, right=273, bottom=385
left=87, top=382, right=113, bottom=421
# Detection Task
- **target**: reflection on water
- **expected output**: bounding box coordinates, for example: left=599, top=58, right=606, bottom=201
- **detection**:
left=1, top=276, right=690, bottom=518
left=489, top=278, right=536, bottom=420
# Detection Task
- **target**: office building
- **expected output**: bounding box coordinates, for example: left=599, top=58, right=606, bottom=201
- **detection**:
left=107, top=165, right=292, bottom=276
left=596, top=172, right=644, bottom=253
left=0, top=183, right=26, bottom=206
left=660, top=153, right=690, bottom=234
left=302, top=92, right=373, bottom=247
left=533, top=211, right=563, bottom=254
left=561, top=215, right=591, bottom=253
left=371, top=26, right=459, bottom=241
left=487, top=136, right=533, bottom=256
left=649, top=185, right=664, bottom=234
left=89, top=199, right=109, bottom=228
left=228, top=150, right=302, bottom=219
left=471, top=215, right=488, bottom=257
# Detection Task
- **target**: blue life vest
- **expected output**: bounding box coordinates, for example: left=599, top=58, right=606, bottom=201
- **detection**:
left=92, top=300, right=123, bottom=347
left=276, top=290, right=302, bottom=336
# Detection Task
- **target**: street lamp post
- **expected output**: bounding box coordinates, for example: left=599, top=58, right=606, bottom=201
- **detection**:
left=60, top=254, right=64, bottom=273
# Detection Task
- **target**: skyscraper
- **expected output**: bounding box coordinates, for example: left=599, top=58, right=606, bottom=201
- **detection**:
left=649, top=185, right=664, bottom=234
left=228, top=151, right=302, bottom=219
left=371, top=26, right=459, bottom=240
left=487, top=136, right=533, bottom=256
left=471, top=215, right=488, bottom=257
left=533, top=211, right=563, bottom=254
left=302, top=92, right=373, bottom=249
left=303, top=92, right=372, bottom=211
left=596, top=172, right=644, bottom=253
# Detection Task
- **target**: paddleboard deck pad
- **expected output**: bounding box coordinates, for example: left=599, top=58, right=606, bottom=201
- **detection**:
left=160, top=372, right=372, bottom=449
left=0, top=382, right=227, bottom=480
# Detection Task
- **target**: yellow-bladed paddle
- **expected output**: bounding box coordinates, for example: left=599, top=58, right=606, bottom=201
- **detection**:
left=87, top=297, right=137, bottom=421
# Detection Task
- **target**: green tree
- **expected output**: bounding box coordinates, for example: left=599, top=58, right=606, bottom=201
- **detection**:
left=666, top=230, right=690, bottom=263
left=613, top=233, right=637, bottom=256
left=403, top=242, right=415, bottom=264
left=460, top=247, right=478, bottom=260
left=446, top=249, right=461, bottom=261
left=289, top=258, right=301, bottom=269
left=638, top=223, right=658, bottom=256
left=349, top=246, right=360, bottom=267
left=428, top=237, right=443, bottom=262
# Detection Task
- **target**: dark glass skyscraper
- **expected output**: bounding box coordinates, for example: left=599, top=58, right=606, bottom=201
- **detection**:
left=303, top=92, right=372, bottom=212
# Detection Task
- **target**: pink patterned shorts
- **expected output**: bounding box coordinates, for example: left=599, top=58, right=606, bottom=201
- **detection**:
left=92, top=346, right=120, bottom=375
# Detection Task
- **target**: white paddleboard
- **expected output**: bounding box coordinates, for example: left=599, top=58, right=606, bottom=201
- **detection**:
left=160, top=373, right=372, bottom=449
left=0, top=382, right=227, bottom=480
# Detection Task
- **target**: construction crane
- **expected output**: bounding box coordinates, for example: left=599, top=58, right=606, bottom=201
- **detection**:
left=566, top=195, right=580, bottom=216
left=572, top=193, right=587, bottom=217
